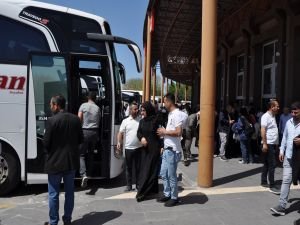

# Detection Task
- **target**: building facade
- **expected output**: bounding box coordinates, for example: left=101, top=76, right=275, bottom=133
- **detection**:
left=216, top=0, right=300, bottom=111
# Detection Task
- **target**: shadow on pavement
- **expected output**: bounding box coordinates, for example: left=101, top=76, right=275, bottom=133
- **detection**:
left=213, top=167, right=262, bottom=186
left=72, top=211, right=122, bottom=225
left=6, top=172, right=126, bottom=197
left=179, top=192, right=208, bottom=205
left=78, top=172, right=127, bottom=195
left=286, top=198, right=300, bottom=215
left=6, top=183, right=48, bottom=197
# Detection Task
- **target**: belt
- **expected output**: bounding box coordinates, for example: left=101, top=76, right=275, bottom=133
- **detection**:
left=82, top=128, right=98, bottom=131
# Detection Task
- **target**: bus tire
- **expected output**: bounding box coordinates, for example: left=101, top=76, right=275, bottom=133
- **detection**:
left=0, top=147, right=20, bottom=196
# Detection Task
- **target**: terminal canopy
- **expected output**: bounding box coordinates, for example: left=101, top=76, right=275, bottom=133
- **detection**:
left=144, top=0, right=274, bottom=85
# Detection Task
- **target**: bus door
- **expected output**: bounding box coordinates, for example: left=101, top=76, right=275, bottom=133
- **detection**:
left=26, top=53, right=69, bottom=182
left=69, top=54, right=111, bottom=178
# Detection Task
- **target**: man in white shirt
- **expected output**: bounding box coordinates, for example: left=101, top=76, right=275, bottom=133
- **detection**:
left=117, top=103, right=142, bottom=192
left=157, top=93, right=186, bottom=207
left=261, top=99, right=280, bottom=194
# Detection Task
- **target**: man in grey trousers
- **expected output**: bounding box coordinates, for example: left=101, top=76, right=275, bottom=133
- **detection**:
left=217, top=105, right=234, bottom=161
left=271, top=101, right=300, bottom=216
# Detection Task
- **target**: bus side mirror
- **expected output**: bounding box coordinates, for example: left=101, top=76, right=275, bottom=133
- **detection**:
left=127, top=44, right=142, bottom=73
left=118, top=62, right=126, bottom=84
left=86, top=33, right=143, bottom=73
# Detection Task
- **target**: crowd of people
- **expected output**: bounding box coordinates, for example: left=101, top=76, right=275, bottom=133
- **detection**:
left=119, top=97, right=300, bottom=220
left=42, top=92, right=189, bottom=225
left=215, top=101, right=290, bottom=166
left=41, top=91, right=300, bottom=224
left=215, top=99, right=300, bottom=219
left=118, top=93, right=187, bottom=206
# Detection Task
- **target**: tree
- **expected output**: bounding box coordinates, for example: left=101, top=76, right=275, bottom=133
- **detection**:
left=122, top=78, right=143, bottom=90
left=122, top=77, right=191, bottom=101
left=168, top=81, right=191, bottom=101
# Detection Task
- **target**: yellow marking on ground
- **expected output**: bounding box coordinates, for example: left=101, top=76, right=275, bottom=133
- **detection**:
left=105, top=185, right=300, bottom=200
left=0, top=203, right=14, bottom=209
left=106, top=192, right=136, bottom=200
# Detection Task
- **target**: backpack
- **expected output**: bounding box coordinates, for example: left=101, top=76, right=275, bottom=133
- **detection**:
left=243, top=118, right=255, bottom=137
left=231, top=122, right=240, bottom=141
left=231, top=122, right=238, bottom=134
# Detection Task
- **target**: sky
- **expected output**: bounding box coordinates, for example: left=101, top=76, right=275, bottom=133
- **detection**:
left=38, top=0, right=148, bottom=80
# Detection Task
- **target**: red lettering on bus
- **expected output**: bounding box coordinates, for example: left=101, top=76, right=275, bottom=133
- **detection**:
left=0, top=75, right=26, bottom=90
left=0, top=76, right=8, bottom=89
left=8, top=76, right=26, bottom=90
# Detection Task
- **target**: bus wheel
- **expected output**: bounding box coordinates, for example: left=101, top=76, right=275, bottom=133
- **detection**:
left=0, top=149, right=20, bottom=196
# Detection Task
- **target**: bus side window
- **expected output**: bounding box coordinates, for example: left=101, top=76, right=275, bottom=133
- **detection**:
left=0, top=15, right=50, bottom=65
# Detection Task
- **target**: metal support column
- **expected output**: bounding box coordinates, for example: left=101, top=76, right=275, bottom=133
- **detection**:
left=161, top=76, right=164, bottom=104
left=145, top=12, right=152, bottom=101
left=142, top=47, right=147, bottom=102
left=152, top=67, right=156, bottom=103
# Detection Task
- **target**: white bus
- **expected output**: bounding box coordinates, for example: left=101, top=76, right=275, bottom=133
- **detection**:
left=122, top=90, right=142, bottom=105
left=0, top=0, right=142, bottom=195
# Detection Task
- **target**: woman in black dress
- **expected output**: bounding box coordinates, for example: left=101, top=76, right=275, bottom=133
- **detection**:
left=136, top=101, right=162, bottom=202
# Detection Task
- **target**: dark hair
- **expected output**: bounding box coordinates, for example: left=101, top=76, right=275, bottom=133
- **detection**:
left=88, top=91, right=97, bottom=102
left=130, top=102, right=138, bottom=108
left=184, top=104, right=192, bottom=115
left=51, top=94, right=66, bottom=109
left=194, top=105, right=200, bottom=113
left=240, top=107, right=248, bottom=117
left=141, top=101, right=155, bottom=117
left=164, top=93, right=175, bottom=105
left=291, top=101, right=300, bottom=110
left=267, top=99, right=278, bottom=109
left=249, top=107, right=256, bottom=115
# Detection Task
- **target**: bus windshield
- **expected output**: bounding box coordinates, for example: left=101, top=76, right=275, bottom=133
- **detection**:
left=20, top=7, right=107, bottom=54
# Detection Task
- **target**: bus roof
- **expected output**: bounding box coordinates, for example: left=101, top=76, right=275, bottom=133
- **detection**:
left=0, top=0, right=107, bottom=26
left=122, top=90, right=143, bottom=96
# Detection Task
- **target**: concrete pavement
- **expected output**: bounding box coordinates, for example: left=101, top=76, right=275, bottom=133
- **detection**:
left=0, top=143, right=300, bottom=225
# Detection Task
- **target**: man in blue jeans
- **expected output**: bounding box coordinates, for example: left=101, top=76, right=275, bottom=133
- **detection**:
left=43, top=95, right=83, bottom=225
left=157, top=93, right=186, bottom=207
left=260, top=99, right=281, bottom=194
left=271, top=101, right=300, bottom=216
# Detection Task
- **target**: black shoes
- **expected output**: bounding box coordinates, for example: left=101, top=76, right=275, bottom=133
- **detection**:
left=261, top=182, right=269, bottom=188
left=164, top=199, right=179, bottom=207
left=44, top=220, right=72, bottom=224
left=136, top=195, right=145, bottom=202
left=81, top=176, right=88, bottom=188
left=157, top=196, right=179, bottom=206
left=270, top=205, right=285, bottom=216
left=124, top=186, right=133, bottom=192
left=183, top=159, right=190, bottom=167
left=157, top=196, right=171, bottom=202
left=269, top=185, right=281, bottom=195
left=220, top=156, right=228, bottom=161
